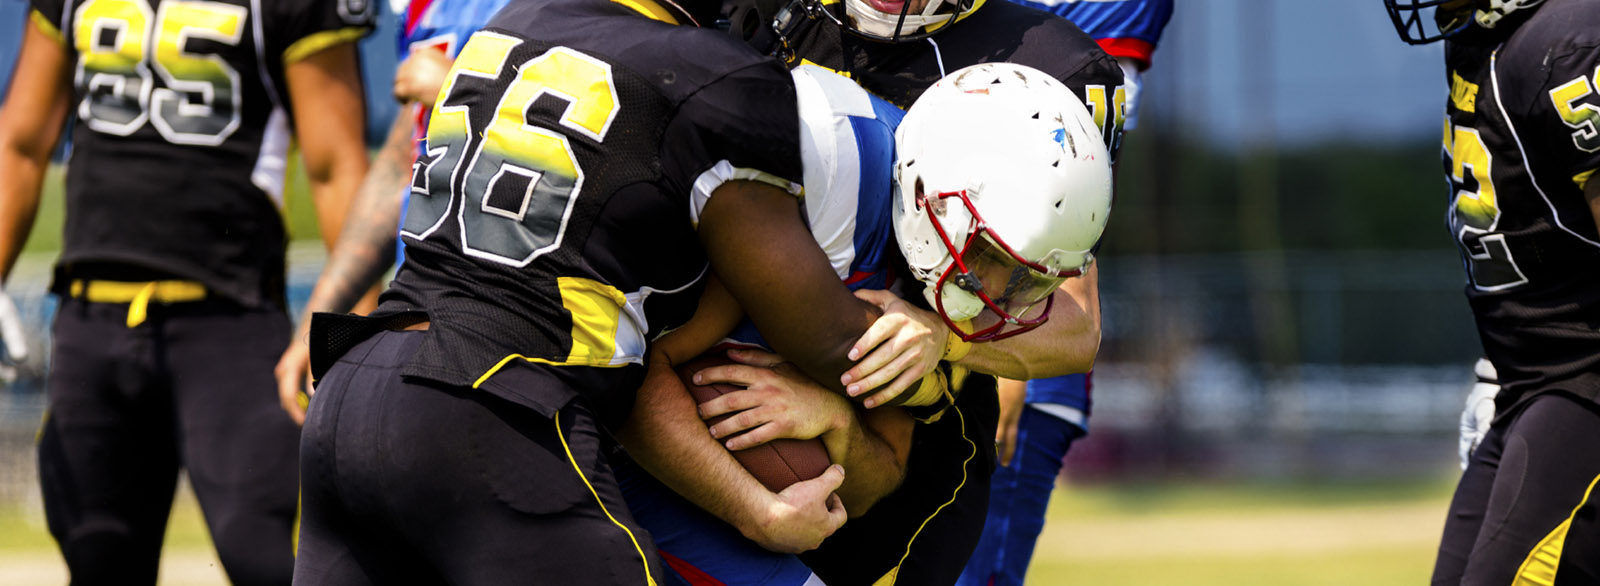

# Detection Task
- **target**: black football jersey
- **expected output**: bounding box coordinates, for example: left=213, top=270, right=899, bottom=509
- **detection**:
left=785, top=0, right=1128, bottom=160
left=30, top=0, right=375, bottom=308
left=1442, top=0, right=1600, bottom=407
left=377, top=0, right=803, bottom=424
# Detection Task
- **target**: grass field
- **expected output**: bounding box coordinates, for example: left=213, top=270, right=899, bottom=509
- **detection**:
left=0, top=476, right=1457, bottom=586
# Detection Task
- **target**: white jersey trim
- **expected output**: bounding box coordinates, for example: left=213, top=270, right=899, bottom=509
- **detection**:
left=794, top=64, right=878, bottom=280
left=253, top=106, right=291, bottom=207
left=613, top=265, right=707, bottom=366
left=1490, top=48, right=1600, bottom=248
left=688, top=160, right=802, bottom=229
left=1032, top=402, right=1087, bottom=427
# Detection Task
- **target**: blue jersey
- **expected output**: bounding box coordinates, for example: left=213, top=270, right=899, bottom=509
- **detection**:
left=722, top=65, right=906, bottom=349
left=1006, top=0, right=1172, bottom=69
left=394, top=0, right=510, bottom=265
left=397, top=0, right=510, bottom=59
left=1026, top=372, right=1091, bottom=429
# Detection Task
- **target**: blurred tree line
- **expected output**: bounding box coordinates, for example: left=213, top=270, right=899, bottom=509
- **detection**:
left=1103, top=134, right=1451, bottom=256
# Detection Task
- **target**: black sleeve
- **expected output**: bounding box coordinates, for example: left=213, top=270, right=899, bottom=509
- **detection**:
left=267, top=0, right=377, bottom=65
left=661, top=59, right=805, bottom=224
left=1518, top=39, right=1600, bottom=191
left=28, top=0, right=69, bottom=44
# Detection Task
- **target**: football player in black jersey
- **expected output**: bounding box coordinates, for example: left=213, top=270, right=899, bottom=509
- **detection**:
left=286, top=0, right=974, bottom=581
left=0, top=0, right=374, bottom=584
left=1385, top=0, right=1600, bottom=583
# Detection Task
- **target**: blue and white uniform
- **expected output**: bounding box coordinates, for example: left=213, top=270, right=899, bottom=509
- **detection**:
left=393, top=0, right=511, bottom=265
left=619, top=64, right=903, bottom=586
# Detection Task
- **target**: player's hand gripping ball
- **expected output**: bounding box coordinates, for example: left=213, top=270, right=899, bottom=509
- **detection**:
left=677, top=353, right=832, bottom=492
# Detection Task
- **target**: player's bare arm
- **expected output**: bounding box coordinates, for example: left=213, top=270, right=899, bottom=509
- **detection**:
left=0, top=19, right=71, bottom=284
left=959, top=261, right=1101, bottom=379
left=697, top=179, right=894, bottom=393
left=285, top=39, right=377, bottom=312
left=620, top=278, right=848, bottom=552
left=273, top=40, right=381, bottom=424
left=624, top=350, right=849, bottom=554
left=275, top=109, right=418, bottom=424
left=695, top=347, right=915, bottom=514
left=621, top=273, right=907, bottom=539
left=844, top=262, right=1100, bottom=398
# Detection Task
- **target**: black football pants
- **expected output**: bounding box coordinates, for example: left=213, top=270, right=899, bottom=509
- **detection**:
left=1433, top=391, right=1600, bottom=586
left=37, top=297, right=300, bottom=586
left=801, top=375, right=999, bottom=586
left=294, top=329, right=665, bottom=586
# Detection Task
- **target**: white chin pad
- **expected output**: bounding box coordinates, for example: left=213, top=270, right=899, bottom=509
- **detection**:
left=927, top=282, right=983, bottom=322
left=844, top=0, right=951, bottom=38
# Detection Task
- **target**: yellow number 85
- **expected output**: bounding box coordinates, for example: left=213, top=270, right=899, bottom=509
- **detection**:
left=73, top=0, right=245, bottom=145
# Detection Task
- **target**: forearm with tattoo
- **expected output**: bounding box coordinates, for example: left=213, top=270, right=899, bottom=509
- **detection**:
left=301, top=110, right=418, bottom=325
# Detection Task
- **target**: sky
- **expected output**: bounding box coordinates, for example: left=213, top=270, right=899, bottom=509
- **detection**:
left=0, top=0, right=1447, bottom=148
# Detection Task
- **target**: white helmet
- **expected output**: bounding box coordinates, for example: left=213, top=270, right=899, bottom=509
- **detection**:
left=893, top=63, right=1113, bottom=341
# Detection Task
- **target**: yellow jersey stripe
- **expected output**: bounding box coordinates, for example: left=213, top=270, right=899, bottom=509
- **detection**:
left=1574, top=168, right=1596, bottom=191
left=609, top=0, right=680, bottom=24
left=471, top=277, right=635, bottom=388
left=30, top=10, right=63, bottom=45
left=555, top=409, right=659, bottom=586
left=560, top=276, right=630, bottom=363
left=283, top=27, right=370, bottom=66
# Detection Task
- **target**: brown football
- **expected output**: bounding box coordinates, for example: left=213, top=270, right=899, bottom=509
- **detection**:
left=676, top=352, right=832, bottom=493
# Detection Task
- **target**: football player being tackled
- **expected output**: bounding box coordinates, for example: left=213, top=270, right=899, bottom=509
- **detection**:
left=618, top=60, right=1111, bottom=586
left=1386, top=0, right=1600, bottom=583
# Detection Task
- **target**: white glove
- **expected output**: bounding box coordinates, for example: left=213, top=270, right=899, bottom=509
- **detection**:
left=1115, top=57, right=1144, bottom=131
left=1458, top=358, right=1499, bottom=470
left=0, top=289, right=27, bottom=363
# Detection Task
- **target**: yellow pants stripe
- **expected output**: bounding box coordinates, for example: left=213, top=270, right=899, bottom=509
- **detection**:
left=555, top=409, right=658, bottom=586
left=873, top=403, right=977, bottom=586
left=1513, top=473, right=1600, bottom=585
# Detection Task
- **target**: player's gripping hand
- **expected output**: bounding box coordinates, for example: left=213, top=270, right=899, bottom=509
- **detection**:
left=0, top=289, right=28, bottom=365
left=393, top=49, right=453, bottom=109
left=842, top=289, right=949, bottom=408
left=274, top=322, right=315, bottom=425
left=744, top=464, right=848, bottom=554
left=1459, top=357, right=1500, bottom=470
left=695, top=348, right=853, bottom=451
